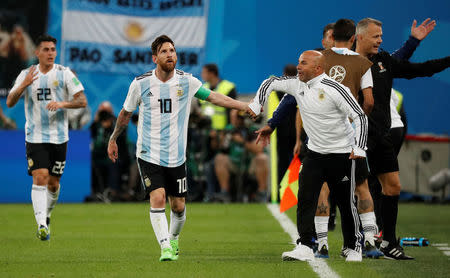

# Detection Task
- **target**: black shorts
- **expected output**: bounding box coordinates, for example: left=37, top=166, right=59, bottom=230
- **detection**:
left=354, top=157, right=369, bottom=185
left=137, top=158, right=187, bottom=197
left=26, top=142, right=67, bottom=177
left=366, top=133, right=399, bottom=175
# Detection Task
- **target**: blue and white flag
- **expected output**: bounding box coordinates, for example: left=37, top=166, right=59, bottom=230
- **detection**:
left=61, top=0, right=208, bottom=75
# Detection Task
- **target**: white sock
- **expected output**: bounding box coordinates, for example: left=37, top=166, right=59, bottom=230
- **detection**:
left=315, top=216, right=329, bottom=248
left=359, top=212, right=378, bottom=245
left=149, top=208, right=171, bottom=249
left=31, top=184, right=48, bottom=227
left=47, top=185, right=60, bottom=218
left=169, top=207, right=186, bottom=240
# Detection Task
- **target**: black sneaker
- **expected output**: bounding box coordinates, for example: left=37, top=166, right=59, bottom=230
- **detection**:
left=381, top=242, right=414, bottom=260
left=315, top=245, right=329, bottom=258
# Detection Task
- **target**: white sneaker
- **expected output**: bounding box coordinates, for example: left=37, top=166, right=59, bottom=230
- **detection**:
left=345, top=249, right=362, bottom=262
left=282, top=244, right=315, bottom=261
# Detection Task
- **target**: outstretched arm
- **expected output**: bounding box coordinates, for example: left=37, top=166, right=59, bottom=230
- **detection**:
left=391, top=55, right=450, bottom=79
left=108, top=109, right=132, bottom=163
left=248, top=76, right=300, bottom=117
left=205, top=90, right=247, bottom=111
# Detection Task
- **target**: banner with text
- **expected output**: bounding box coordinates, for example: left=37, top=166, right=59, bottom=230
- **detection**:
left=61, top=0, right=208, bottom=76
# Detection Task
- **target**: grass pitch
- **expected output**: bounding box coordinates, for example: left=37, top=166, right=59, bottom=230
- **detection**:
left=0, top=203, right=449, bottom=277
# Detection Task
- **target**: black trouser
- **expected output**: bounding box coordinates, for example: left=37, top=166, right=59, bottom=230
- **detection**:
left=296, top=150, right=362, bottom=252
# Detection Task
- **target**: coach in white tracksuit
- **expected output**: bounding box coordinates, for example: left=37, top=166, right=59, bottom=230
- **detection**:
left=247, top=50, right=368, bottom=262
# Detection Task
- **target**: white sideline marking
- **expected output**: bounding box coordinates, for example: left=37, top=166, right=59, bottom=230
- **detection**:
left=444, top=251, right=450, bottom=256
left=437, top=247, right=450, bottom=251
left=432, top=243, right=448, bottom=247
left=267, top=204, right=340, bottom=278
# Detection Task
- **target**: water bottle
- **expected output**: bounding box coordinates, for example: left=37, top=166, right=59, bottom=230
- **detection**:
left=400, top=237, right=429, bottom=247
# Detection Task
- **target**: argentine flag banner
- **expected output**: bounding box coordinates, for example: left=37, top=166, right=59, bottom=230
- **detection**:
left=61, top=0, right=208, bottom=75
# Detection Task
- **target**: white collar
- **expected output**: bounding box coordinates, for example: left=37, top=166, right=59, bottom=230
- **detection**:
left=331, top=47, right=359, bottom=56
left=306, top=73, right=326, bottom=87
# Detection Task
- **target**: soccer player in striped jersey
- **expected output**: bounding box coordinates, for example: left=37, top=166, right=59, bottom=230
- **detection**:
left=6, top=35, right=87, bottom=240
left=107, top=35, right=248, bottom=262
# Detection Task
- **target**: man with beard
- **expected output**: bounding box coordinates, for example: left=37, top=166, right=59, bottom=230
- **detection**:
left=107, top=35, right=248, bottom=262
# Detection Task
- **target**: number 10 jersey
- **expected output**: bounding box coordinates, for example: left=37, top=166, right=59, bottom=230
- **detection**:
left=123, top=69, right=203, bottom=168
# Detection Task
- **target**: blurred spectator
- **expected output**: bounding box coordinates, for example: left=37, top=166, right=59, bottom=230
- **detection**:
left=0, top=105, right=16, bottom=129
left=68, top=70, right=91, bottom=129
left=200, top=64, right=237, bottom=130
left=0, top=12, right=36, bottom=89
left=87, top=101, right=129, bottom=202
left=124, top=113, right=141, bottom=201
left=211, top=110, right=269, bottom=202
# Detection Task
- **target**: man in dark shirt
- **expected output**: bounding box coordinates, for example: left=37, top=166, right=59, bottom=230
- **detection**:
left=355, top=17, right=449, bottom=260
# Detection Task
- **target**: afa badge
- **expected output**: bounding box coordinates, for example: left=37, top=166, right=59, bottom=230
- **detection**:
left=144, top=177, right=151, bottom=187
left=176, top=84, right=184, bottom=97
left=53, top=80, right=59, bottom=87
left=28, top=158, right=34, bottom=168
left=318, top=89, right=325, bottom=100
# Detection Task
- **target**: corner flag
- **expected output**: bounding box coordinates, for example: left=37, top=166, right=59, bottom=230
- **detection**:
left=279, top=155, right=301, bottom=213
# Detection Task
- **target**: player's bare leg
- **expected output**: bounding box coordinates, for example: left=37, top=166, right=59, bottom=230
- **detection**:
left=168, top=196, right=186, bottom=258
left=355, top=179, right=382, bottom=258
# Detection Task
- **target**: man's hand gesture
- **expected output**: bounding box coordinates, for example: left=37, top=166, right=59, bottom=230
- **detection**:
left=23, top=65, right=38, bottom=87
left=411, top=18, right=436, bottom=41
left=255, top=125, right=274, bottom=146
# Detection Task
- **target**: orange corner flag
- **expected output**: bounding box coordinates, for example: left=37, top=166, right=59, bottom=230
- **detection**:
left=279, top=155, right=302, bottom=213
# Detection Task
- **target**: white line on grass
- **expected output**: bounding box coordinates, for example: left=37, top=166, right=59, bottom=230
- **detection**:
left=266, top=203, right=340, bottom=278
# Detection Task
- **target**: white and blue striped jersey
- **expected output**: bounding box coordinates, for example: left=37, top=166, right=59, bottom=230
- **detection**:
left=123, top=69, right=203, bottom=167
left=10, top=64, right=84, bottom=144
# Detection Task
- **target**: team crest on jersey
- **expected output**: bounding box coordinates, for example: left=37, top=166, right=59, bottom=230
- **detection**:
left=378, top=62, right=386, bottom=73
left=329, top=65, right=346, bottom=83
left=144, top=176, right=151, bottom=187
left=53, top=80, right=59, bottom=87
left=28, top=158, right=34, bottom=168
left=318, top=89, right=325, bottom=100
left=176, top=84, right=184, bottom=97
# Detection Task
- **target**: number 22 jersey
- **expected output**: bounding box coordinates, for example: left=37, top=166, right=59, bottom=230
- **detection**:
left=10, top=64, right=84, bottom=144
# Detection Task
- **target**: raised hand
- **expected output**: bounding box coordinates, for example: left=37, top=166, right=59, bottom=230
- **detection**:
left=23, top=65, right=38, bottom=87
left=255, top=125, right=273, bottom=146
left=411, top=18, right=436, bottom=41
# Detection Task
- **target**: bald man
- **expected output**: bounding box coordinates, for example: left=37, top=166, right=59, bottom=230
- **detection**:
left=247, top=51, right=368, bottom=262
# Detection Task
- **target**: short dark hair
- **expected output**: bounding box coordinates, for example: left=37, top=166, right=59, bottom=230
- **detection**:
left=283, top=64, right=297, bottom=77
left=151, top=35, right=175, bottom=55
left=36, top=35, right=57, bottom=47
left=203, top=64, right=219, bottom=76
left=322, top=23, right=335, bottom=38
left=333, top=19, right=356, bottom=42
